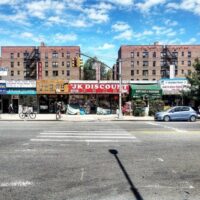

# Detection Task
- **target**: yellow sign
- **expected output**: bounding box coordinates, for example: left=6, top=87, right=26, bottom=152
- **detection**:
left=36, top=80, right=69, bottom=94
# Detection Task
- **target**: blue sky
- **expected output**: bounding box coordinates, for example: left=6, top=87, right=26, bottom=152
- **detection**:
left=0, top=0, right=200, bottom=67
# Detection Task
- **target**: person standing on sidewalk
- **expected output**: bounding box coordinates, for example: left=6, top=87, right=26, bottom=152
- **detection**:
left=8, top=103, right=14, bottom=113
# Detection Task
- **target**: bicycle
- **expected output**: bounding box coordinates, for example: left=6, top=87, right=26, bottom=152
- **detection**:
left=56, top=109, right=61, bottom=120
left=19, top=110, right=36, bottom=119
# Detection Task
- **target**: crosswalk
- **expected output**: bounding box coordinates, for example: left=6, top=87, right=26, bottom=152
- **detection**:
left=30, top=130, right=139, bottom=143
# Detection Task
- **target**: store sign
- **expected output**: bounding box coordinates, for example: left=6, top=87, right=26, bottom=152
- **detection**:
left=7, top=89, right=36, bottom=95
left=0, top=67, right=8, bottom=76
left=37, top=62, right=42, bottom=80
left=159, top=79, right=190, bottom=95
left=6, top=80, right=36, bottom=88
left=69, top=83, right=129, bottom=94
left=37, top=80, right=69, bottom=94
left=0, top=83, right=6, bottom=94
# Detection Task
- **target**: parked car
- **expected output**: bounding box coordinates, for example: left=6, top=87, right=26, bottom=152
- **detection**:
left=154, top=106, right=198, bottom=122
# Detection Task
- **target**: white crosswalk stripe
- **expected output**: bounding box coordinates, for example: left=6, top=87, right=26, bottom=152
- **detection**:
left=30, top=130, right=139, bottom=143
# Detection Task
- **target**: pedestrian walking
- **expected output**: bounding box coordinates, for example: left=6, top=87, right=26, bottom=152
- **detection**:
left=8, top=103, right=14, bottom=113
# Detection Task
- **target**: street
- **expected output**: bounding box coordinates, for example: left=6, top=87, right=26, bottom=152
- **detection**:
left=0, top=121, right=200, bottom=200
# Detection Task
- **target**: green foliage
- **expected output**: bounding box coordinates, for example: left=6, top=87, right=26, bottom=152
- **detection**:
left=132, top=99, right=146, bottom=116
left=83, top=57, right=110, bottom=80
left=186, top=58, right=200, bottom=102
left=149, top=99, right=165, bottom=116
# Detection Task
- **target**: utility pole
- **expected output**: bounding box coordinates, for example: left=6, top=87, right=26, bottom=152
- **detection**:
left=118, top=59, right=123, bottom=119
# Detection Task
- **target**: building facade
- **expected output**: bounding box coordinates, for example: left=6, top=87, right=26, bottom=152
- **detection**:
left=116, top=43, right=200, bottom=81
left=1, top=43, right=81, bottom=81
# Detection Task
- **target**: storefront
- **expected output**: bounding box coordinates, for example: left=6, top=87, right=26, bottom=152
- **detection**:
left=5, top=80, right=37, bottom=113
left=69, top=81, right=129, bottom=114
left=0, top=81, right=7, bottom=113
left=159, top=78, right=190, bottom=106
left=37, top=80, right=69, bottom=113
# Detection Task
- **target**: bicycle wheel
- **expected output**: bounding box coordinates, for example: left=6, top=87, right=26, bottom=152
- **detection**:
left=56, top=111, right=61, bottom=120
left=19, top=112, right=26, bottom=119
left=29, top=112, right=36, bottom=119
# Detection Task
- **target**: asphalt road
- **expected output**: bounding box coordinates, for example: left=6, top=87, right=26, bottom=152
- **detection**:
left=0, top=121, right=200, bottom=200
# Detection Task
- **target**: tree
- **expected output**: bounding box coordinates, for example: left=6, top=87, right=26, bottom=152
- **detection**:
left=186, top=58, right=200, bottom=104
left=83, top=57, right=111, bottom=80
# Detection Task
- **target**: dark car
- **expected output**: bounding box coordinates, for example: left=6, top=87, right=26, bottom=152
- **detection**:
left=155, top=106, right=198, bottom=122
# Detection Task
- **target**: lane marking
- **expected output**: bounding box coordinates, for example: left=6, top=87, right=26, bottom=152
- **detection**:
left=40, top=133, right=131, bottom=136
left=157, top=158, right=164, bottom=162
left=0, top=181, right=33, bottom=187
left=37, top=135, right=137, bottom=139
left=80, top=168, right=84, bottom=181
left=31, top=139, right=139, bottom=143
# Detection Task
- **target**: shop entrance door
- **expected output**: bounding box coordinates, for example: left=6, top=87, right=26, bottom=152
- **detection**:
left=3, top=99, right=9, bottom=113
left=13, top=99, right=18, bottom=113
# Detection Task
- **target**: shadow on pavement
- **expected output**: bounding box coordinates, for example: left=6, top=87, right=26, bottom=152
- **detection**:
left=109, top=149, right=144, bottom=200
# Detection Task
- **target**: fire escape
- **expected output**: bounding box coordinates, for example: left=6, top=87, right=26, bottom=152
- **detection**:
left=161, top=45, right=178, bottom=78
left=24, top=48, right=40, bottom=80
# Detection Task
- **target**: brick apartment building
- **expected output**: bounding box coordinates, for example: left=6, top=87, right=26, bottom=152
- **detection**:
left=114, top=42, right=200, bottom=81
left=1, top=43, right=81, bottom=80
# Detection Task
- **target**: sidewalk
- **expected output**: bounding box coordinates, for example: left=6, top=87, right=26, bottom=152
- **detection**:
left=0, top=114, right=154, bottom=121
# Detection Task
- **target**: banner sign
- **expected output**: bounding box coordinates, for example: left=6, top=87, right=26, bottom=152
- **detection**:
left=37, top=62, right=42, bottom=80
left=36, top=80, right=69, bottom=94
left=0, top=83, right=6, bottom=94
left=7, top=89, right=36, bottom=95
left=0, top=67, right=8, bottom=76
left=69, top=83, right=129, bottom=94
left=6, top=80, right=36, bottom=88
left=159, top=79, right=190, bottom=95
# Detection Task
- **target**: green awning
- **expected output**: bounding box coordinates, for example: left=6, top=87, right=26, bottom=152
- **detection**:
left=130, top=84, right=162, bottom=98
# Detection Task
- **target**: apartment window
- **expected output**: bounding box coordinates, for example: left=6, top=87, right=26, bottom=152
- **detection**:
left=137, top=52, right=139, bottom=57
left=152, top=70, right=156, bottom=75
left=17, top=53, right=20, bottom=58
left=62, top=53, right=64, bottom=58
left=45, top=52, right=48, bottom=59
left=143, top=51, right=149, bottom=58
left=24, top=52, right=29, bottom=58
left=52, top=51, right=58, bottom=59
left=11, top=62, right=14, bottom=68
left=11, top=71, right=14, bottom=76
left=10, top=53, right=14, bottom=59
left=188, top=70, right=191, bottom=75
left=62, top=62, right=65, bottom=67
left=188, top=60, right=191, bottom=66
left=17, top=62, right=20, bottom=66
left=153, top=52, right=156, bottom=58
left=131, top=52, right=134, bottom=58
left=175, top=70, right=178, bottom=76
left=67, top=70, right=70, bottom=76
left=45, top=62, right=48, bottom=68
left=143, top=61, right=148, bottom=67
left=45, top=71, right=48, bottom=76
left=182, top=61, right=184, bottom=65
left=52, top=62, right=58, bottom=68
left=143, top=70, right=148, bottom=76
left=52, top=70, right=58, bottom=76
left=18, top=71, right=20, bottom=75
left=182, top=70, right=184, bottom=74
left=161, top=52, right=166, bottom=57
left=131, top=70, right=134, bottom=76
left=153, top=61, right=156, bottom=67
left=67, top=61, right=70, bottom=68
left=137, top=70, right=139, bottom=74
left=62, top=70, right=64, bottom=75
left=182, top=52, right=184, bottom=56
left=188, top=51, right=191, bottom=58
left=67, top=52, right=70, bottom=59
left=131, top=61, right=134, bottom=68
left=172, top=52, right=178, bottom=57
left=137, top=61, right=139, bottom=65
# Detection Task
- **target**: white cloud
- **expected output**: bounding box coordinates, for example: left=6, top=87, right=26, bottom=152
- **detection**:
left=185, top=37, right=197, bottom=44
left=54, top=33, right=77, bottom=42
left=152, top=26, right=176, bottom=37
left=26, top=0, right=65, bottom=19
left=112, top=22, right=131, bottom=32
left=70, top=19, right=89, bottom=28
left=20, top=32, right=45, bottom=43
left=114, top=30, right=133, bottom=40
left=107, top=0, right=134, bottom=7
left=97, top=43, right=115, bottom=50
left=167, top=0, right=200, bottom=16
left=136, top=0, right=166, bottom=12
left=0, top=0, right=16, bottom=5
left=47, top=16, right=66, bottom=25
left=164, top=19, right=178, bottom=26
